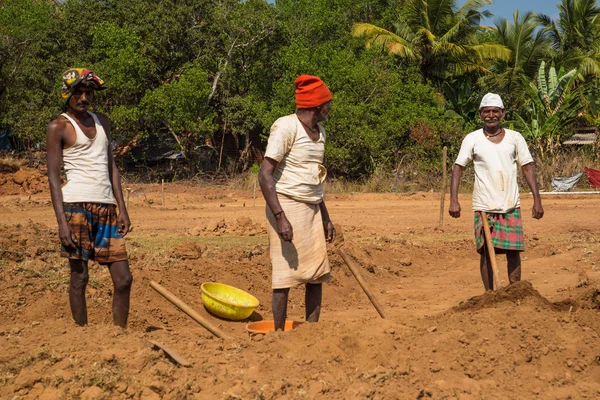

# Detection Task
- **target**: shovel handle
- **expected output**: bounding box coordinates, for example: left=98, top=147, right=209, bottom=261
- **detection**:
left=480, top=212, right=502, bottom=290
left=337, top=248, right=387, bottom=319
left=150, top=281, right=230, bottom=339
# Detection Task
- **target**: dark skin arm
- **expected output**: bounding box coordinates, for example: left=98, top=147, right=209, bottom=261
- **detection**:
left=448, top=164, right=463, bottom=218
left=319, top=201, right=336, bottom=242
left=46, top=119, right=78, bottom=248
left=97, top=113, right=131, bottom=236
left=258, top=157, right=293, bottom=241
left=521, top=162, right=544, bottom=219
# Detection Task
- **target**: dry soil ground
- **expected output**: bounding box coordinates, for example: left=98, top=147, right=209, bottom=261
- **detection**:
left=1, top=163, right=600, bottom=400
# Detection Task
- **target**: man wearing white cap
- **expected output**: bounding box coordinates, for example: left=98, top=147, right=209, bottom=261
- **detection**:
left=449, top=93, right=544, bottom=291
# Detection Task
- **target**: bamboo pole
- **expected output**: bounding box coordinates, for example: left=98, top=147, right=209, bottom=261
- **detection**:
left=480, top=212, right=502, bottom=290
left=125, top=188, right=131, bottom=210
left=161, top=179, right=165, bottom=208
left=439, top=146, right=447, bottom=228
left=337, top=248, right=387, bottom=319
left=150, top=281, right=230, bottom=339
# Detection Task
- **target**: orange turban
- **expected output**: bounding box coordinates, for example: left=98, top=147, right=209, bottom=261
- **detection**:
left=295, top=75, right=332, bottom=108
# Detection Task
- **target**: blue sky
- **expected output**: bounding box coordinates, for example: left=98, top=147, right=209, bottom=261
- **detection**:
left=482, top=0, right=560, bottom=24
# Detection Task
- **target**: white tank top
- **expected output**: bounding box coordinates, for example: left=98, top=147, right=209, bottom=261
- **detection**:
left=61, top=112, right=116, bottom=205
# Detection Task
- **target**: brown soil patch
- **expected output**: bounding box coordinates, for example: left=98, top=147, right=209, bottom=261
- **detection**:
left=0, top=165, right=49, bottom=195
left=1, top=180, right=600, bottom=399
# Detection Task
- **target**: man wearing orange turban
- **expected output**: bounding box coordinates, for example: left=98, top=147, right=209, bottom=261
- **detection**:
left=258, top=75, right=335, bottom=331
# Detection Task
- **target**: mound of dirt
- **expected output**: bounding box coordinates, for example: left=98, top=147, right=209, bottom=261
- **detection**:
left=451, top=281, right=555, bottom=312
left=170, top=241, right=207, bottom=260
left=188, top=216, right=266, bottom=236
left=2, top=184, right=600, bottom=399
left=0, top=168, right=48, bottom=195
left=0, top=221, right=58, bottom=262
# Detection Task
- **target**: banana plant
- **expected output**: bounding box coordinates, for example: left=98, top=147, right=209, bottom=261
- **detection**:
left=515, top=61, right=583, bottom=159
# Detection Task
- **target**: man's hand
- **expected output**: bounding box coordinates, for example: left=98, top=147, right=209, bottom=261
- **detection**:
left=277, top=213, right=293, bottom=242
left=118, top=212, right=131, bottom=237
left=532, top=201, right=544, bottom=219
left=449, top=201, right=461, bottom=218
left=324, top=220, right=336, bottom=242
left=58, top=221, right=77, bottom=248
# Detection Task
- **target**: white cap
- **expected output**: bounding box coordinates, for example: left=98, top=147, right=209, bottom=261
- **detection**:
left=479, top=93, right=504, bottom=109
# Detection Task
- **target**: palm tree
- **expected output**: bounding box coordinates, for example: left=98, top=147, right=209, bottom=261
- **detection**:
left=537, top=0, right=600, bottom=77
left=482, top=10, right=552, bottom=108
left=351, top=0, right=511, bottom=85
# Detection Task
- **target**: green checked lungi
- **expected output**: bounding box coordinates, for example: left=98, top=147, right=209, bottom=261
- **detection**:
left=474, top=208, right=524, bottom=254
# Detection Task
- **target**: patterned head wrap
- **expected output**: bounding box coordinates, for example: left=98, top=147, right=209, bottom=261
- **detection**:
left=61, top=68, right=106, bottom=100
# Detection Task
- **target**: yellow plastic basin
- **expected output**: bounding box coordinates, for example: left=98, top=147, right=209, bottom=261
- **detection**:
left=200, top=282, right=259, bottom=321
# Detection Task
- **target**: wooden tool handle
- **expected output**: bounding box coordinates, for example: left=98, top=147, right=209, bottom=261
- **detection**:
left=150, top=281, right=229, bottom=339
left=337, top=248, right=388, bottom=319
left=480, top=212, right=502, bottom=290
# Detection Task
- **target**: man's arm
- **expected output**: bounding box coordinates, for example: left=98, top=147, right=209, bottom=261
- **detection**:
left=449, top=164, right=463, bottom=218
left=46, top=119, right=77, bottom=248
left=258, top=157, right=293, bottom=242
left=521, top=162, right=544, bottom=219
left=99, top=113, right=131, bottom=236
left=318, top=200, right=336, bottom=242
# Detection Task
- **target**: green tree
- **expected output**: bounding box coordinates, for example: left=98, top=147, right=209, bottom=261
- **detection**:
left=351, top=0, right=511, bottom=85
left=200, top=0, right=279, bottom=171
left=263, top=0, right=452, bottom=177
left=515, top=62, right=583, bottom=158
left=487, top=10, right=552, bottom=107
left=139, top=64, right=216, bottom=157
left=537, top=0, right=600, bottom=77
left=0, top=0, right=57, bottom=140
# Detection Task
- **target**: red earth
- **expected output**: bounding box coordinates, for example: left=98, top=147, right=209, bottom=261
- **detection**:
left=1, top=162, right=600, bottom=399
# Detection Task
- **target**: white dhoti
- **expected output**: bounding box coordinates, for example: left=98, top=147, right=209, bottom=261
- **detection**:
left=266, top=194, right=331, bottom=289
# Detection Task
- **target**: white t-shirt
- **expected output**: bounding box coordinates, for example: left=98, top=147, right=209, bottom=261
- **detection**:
left=264, top=114, right=327, bottom=204
left=455, top=128, right=533, bottom=213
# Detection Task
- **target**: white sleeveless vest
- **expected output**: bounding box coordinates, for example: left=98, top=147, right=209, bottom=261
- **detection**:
left=61, top=112, right=116, bottom=205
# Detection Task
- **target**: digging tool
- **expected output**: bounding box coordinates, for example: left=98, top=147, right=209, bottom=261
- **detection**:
left=337, top=247, right=388, bottom=319
left=125, top=188, right=131, bottom=209
left=480, top=212, right=502, bottom=290
left=148, top=340, right=191, bottom=367
left=438, top=146, right=447, bottom=228
left=150, top=281, right=230, bottom=340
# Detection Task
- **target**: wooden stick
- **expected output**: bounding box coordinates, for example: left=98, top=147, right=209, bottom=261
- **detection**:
left=126, top=188, right=131, bottom=210
left=150, top=281, right=229, bottom=339
left=161, top=179, right=165, bottom=208
left=480, top=212, right=502, bottom=290
left=253, top=179, right=256, bottom=207
left=148, top=340, right=191, bottom=367
left=337, top=248, right=387, bottom=319
left=438, top=146, right=447, bottom=228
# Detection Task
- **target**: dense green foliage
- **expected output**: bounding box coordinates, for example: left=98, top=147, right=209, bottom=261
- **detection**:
left=1, top=0, right=599, bottom=181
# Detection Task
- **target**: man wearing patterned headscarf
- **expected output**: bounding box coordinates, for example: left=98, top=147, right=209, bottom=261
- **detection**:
left=46, top=68, right=133, bottom=328
left=259, top=74, right=336, bottom=331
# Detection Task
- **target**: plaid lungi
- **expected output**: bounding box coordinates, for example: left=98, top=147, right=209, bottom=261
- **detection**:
left=474, top=208, right=524, bottom=254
